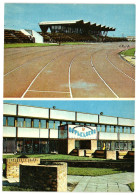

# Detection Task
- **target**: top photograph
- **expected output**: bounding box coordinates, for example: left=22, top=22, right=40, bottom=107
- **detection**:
left=3, top=4, right=135, bottom=98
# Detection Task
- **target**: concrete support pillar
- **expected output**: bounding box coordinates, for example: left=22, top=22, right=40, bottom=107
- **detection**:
left=91, top=140, right=97, bottom=153
left=67, top=139, right=75, bottom=154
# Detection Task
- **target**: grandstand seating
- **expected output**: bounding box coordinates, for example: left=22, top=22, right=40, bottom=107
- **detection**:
left=39, top=32, right=98, bottom=43
left=4, top=29, right=33, bottom=43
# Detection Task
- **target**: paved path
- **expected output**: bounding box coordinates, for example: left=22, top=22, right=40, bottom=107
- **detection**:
left=3, top=172, right=134, bottom=192
left=68, top=172, right=134, bottom=192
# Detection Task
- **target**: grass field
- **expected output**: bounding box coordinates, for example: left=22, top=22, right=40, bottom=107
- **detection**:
left=3, top=154, right=105, bottom=161
left=4, top=42, right=88, bottom=48
left=128, top=182, right=134, bottom=192
left=68, top=167, right=124, bottom=176
left=4, top=43, right=58, bottom=48
left=121, top=48, right=135, bottom=56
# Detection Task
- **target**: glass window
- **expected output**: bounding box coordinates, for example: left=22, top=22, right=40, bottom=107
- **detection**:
left=97, top=125, right=100, bottom=132
left=61, top=121, right=67, bottom=125
left=111, top=126, right=115, bottom=133
left=7, top=117, right=14, bottom=127
left=67, top=122, right=72, bottom=125
left=80, top=123, right=84, bottom=126
left=33, top=119, right=39, bottom=128
left=3, top=116, right=6, bottom=126
left=106, top=125, right=111, bottom=132
left=55, top=121, right=60, bottom=130
left=101, top=125, right=105, bottom=132
left=118, top=126, right=123, bottom=133
left=40, top=119, right=46, bottom=129
left=49, top=120, right=54, bottom=129
left=86, top=123, right=90, bottom=126
left=25, top=118, right=31, bottom=128
left=131, top=127, right=135, bottom=134
left=90, top=124, right=96, bottom=127
left=115, top=126, right=119, bottom=133
left=75, top=123, right=79, bottom=125
left=17, top=118, right=24, bottom=127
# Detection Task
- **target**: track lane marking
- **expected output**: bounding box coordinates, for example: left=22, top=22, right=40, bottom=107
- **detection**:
left=21, top=58, right=56, bottom=98
left=106, top=54, right=135, bottom=81
left=68, top=51, right=85, bottom=98
left=91, top=56, right=119, bottom=98
left=21, top=49, right=83, bottom=98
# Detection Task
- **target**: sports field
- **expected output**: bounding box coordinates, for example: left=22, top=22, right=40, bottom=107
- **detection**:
left=4, top=42, right=135, bottom=98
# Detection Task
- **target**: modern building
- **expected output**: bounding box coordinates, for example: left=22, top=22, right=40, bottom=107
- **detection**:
left=3, top=103, right=135, bottom=154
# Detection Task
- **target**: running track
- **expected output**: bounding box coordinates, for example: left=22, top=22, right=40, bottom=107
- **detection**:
left=4, top=42, right=135, bottom=98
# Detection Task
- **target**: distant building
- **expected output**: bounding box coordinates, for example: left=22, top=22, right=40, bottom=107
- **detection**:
left=127, top=36, right=135, bottom=41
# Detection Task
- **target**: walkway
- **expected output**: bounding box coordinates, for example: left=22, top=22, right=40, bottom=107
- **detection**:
left=3, top=172, right=134, bottom=192
left=68, top=172, right=134, bottom=192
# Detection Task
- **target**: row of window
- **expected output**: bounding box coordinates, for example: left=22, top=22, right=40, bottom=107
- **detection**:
left=3, top=116, right=87, bottom=130
left=3, top=116, right=135, bottom=133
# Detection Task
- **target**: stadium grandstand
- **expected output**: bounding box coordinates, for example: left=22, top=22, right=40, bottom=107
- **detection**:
left=4, top=19, right=128, bottom=44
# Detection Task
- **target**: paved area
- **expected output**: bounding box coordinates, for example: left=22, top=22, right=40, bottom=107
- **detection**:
left=3, top=172, right=134, bottom=192
left=68, top=172, right=134, bottom=192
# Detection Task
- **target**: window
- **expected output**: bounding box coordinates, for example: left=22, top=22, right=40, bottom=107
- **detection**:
left=17, top=118, right=24, bottom=127
left=49, top=120, right=54, bottom=129
left=110, top=126, right=115, bottom=133
left=86, top=123, right=90, bottom=126
left=40, top=120, right=46, bottom=129
left=25, top=118, right=31, bottom=128
left=7, top=117, right=14, bottom=127
left=90, top=124, right=96, bottom=127
left=67, top=122, right=72, bottom=125
left=118, top=126, right=123, bottom=133
left=33, top=119, right=39, bottom=128
left=61, top=121, right=67, bottom=125
left=3, top=116, right=6, bottom=126
left=55, top=121, right=60, bottom=130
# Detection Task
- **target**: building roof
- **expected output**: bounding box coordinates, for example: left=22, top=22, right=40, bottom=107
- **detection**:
left=39, top=19, right=115, bottom=31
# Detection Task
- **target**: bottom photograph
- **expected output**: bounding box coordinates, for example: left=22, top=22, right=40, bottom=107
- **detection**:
left=2, top=100, right=135, bottom=192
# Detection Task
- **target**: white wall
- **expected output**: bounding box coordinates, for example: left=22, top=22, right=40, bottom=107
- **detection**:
left=50, top=109, right=75, bottom=121
left=3, top=104, right=16, bottom=115
left=99, top=132, right=118, bottom=140
left=18, top=127, right=39, bottom=138
left=120, top=133, right=135, bottom=141
left=18, top=105, right=49, bottom=118
left=32, top=30, right=43, bottom=43
left=118, top=118, right=135, bottom=127
left=77, top=112, right=98, bottom=123
left=99, top=115, right=117, bottom=125
left=40, top=129, right=49, bottom=138
left=3, top=127, right=16, bottom=137
left=49, top=129, right=58, bottom=138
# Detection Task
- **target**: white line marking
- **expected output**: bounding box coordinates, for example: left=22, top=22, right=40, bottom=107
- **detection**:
left=28, top=89, right=70, bottom=94
left=21, top=58, right=56, bottom=98
left=106, top=54, right=135, bottom=81
left=4, top=64, right=27, bottom=77
left=68, top=58, right=74, bottom=98
left=91, top=56, right=119, bottom=98
left=68, top=51, right=85, bottom=98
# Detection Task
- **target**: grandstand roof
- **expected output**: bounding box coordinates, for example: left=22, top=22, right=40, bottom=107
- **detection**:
left=39, top=20, right=83, bottom=25
left=39, top=19, right=115, bottom=31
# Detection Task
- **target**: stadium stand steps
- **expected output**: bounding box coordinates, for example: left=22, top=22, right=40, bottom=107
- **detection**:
left=4, top=29, right=33, bottom=43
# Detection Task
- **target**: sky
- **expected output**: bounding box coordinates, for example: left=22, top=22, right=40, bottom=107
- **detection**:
left=3, top=100, right=135, bottom=119
left=4, top=3, right=135, bottom=37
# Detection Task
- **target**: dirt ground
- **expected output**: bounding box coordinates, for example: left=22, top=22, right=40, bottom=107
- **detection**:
left=4, top=42, right=135, bottom=98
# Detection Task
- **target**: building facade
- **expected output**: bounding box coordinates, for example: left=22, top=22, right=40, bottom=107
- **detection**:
left=3, top=103, right=135, bottom=154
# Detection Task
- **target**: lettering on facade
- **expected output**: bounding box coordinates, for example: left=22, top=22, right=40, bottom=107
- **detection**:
left=69, top=125, right=97, bottom=139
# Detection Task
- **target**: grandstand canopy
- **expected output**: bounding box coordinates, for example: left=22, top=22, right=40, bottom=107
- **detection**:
left=39, top=20, right=115, bottom=35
